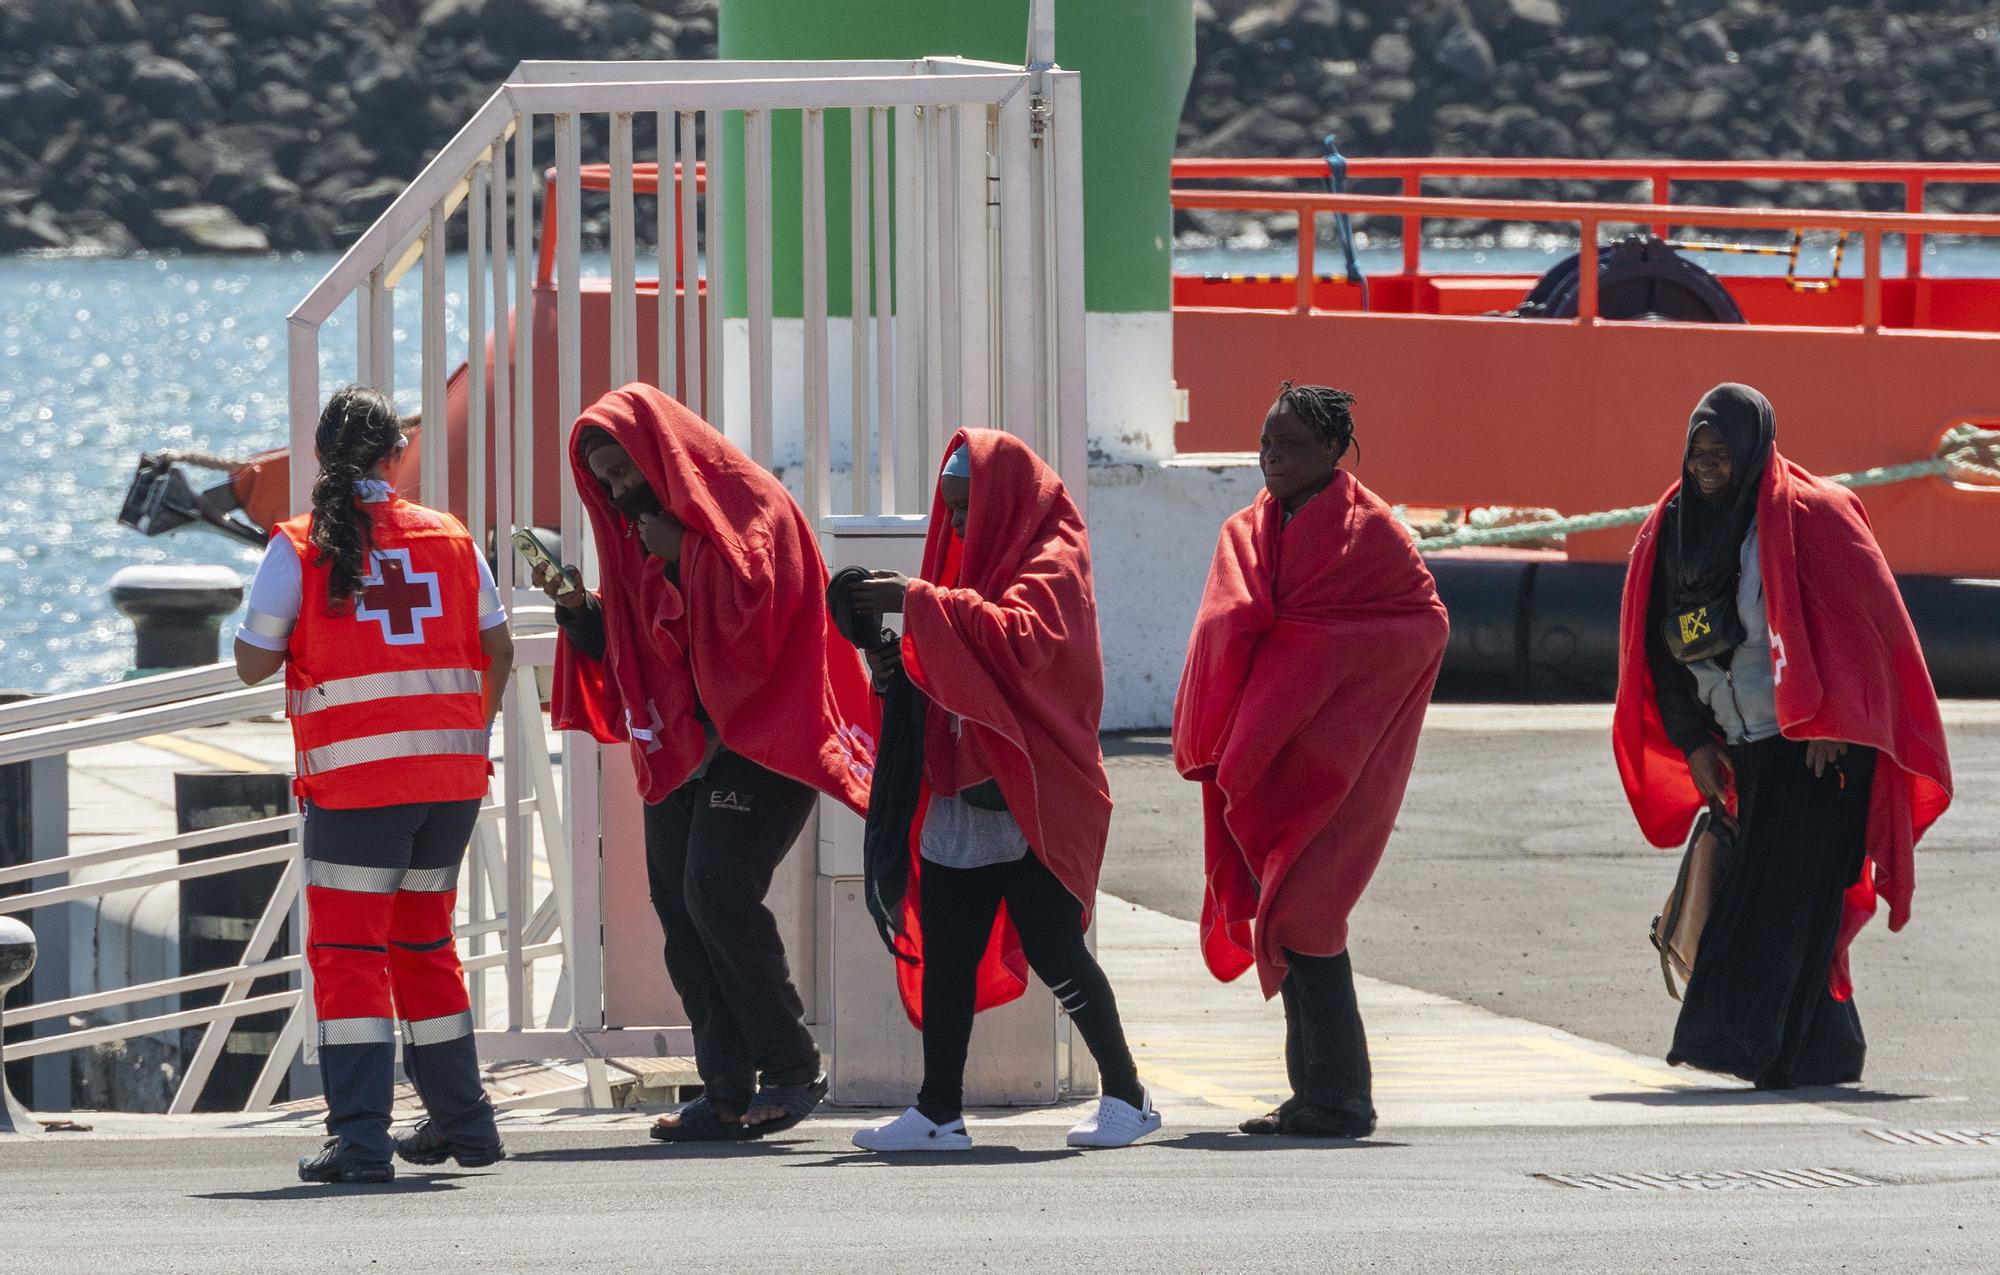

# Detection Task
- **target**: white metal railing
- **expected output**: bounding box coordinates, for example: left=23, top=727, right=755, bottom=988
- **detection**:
left=0, top=634, right=580, bottom=1113
left=0, top=55, right=1088, bottom=1114
left=0, top=664, right=256, bottom=747
left=286, top=56, right=1086, bottom=529
left=280, top=56, right=1087, bottom=1066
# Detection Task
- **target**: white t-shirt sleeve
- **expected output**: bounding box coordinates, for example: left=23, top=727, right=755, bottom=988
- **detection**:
left=238, top=536, right=303, bottom=651
left=474, top=551, right=507, bottom=630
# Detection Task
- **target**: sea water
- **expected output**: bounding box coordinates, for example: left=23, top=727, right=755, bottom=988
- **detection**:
left=2, top=237, right=1993, bottom=692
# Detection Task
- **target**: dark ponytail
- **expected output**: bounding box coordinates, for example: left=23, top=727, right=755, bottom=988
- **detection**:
left=310, top=384, right=404, bottom=612
left=1275, top=380, right=1360, bottom=465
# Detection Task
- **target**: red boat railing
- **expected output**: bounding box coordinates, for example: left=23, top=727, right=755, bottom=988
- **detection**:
left=1169, top=185, right=2000, bottom=328
left=1171, top=156, right=2000, bottom=283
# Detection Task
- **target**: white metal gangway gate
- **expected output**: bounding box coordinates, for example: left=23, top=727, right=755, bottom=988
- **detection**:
left=0, top=55, right=1083, bottom=1115
left=0, top=54, right=1084, bottom=1115
left=272, top=56, right=1087, bottom=1079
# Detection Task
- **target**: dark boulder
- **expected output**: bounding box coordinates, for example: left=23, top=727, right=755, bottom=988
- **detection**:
left=350, top=46, right=428, bottom=118
left=128, top=56, right=221, bottom=129
left=480, top=0, right=593, bottom=55
left=1435, top=21, right=1498, bottom=82
left=0, top=203, right=70, bottom=251
left=334, top=176, right=407, bottom=231
left=19, top=71, right=82, bottom=125
left=145, top=203, right=271, bottom=253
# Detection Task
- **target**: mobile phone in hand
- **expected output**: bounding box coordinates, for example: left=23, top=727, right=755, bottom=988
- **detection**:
left=510, top=529, right=579, bottom=598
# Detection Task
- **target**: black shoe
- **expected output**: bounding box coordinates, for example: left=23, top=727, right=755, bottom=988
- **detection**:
left=394, top=1118, right=507, bottom=1168
left=298, top=1138, right=394, bottom=1184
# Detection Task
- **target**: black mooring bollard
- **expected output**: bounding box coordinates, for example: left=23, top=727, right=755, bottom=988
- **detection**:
left=108, top=564, right=243, bottom=672
left=0, top=915, right=38, bottom=1135
left=176, top=771, right=295, bottom=1111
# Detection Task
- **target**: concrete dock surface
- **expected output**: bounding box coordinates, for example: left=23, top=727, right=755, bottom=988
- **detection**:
left=3, top=704, right=1995, bottom=1272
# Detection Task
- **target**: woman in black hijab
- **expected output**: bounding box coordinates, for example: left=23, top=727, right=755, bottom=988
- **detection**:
left=1643, top=383, right=1875, bottom=1088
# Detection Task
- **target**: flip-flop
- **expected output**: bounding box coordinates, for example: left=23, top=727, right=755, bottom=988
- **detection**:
left=1238, top=1096, right=1300, bottom=1135
left=649, top=1095, right=762, bottom=1143
left=741, top=1073, right=829, bottom=1137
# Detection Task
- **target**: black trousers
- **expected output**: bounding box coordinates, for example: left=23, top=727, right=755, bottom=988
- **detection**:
left=916, top=851, right=1142, bottom=1123
left=643, top=749, right=820, bottom=1109
left=1670, top=736, right=1875, bottom=1088
left=1280, top=948, right=1375, bottom=1124
left=303, top=798, right=496, bottom=1161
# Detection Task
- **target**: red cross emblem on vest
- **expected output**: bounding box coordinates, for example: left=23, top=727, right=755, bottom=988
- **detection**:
left=355, top=548, right=443, bottom=645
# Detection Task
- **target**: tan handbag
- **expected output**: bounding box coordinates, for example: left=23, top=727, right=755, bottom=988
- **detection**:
left=1649, top=807, right=1737, bottom=1000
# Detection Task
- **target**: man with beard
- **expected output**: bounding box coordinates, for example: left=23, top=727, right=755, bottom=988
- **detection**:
left=538, top=385, right=875, bottom=1143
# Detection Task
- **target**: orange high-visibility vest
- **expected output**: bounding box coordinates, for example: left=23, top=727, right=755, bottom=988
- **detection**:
left=276, top=498, right=491, bottom=808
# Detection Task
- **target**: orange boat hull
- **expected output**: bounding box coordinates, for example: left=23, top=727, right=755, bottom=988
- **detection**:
left=1174, top=306, right=1999, bottom=575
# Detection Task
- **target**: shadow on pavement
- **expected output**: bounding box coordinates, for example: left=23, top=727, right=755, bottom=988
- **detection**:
left=192, top=1179, right=465, bottom=1201
left=1593, top=1086, right=1928, bottom=1107
left=807, top=1148, right=1082, bottom=1167
left=1156, top=1132, right=1409, bottom=1152
left=507, top=1140, right=813, bottom=1163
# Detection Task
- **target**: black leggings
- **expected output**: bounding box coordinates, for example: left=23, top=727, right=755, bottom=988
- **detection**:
left=643, top=749, right=820, bottom=1110
left=916, top=851, right=1142, bottom=1124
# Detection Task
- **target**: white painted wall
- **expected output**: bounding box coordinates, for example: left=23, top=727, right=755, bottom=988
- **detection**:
left=1085, top=455, right=1265, bottom=730
left=1083, top=311, right=1181, bottom=464
left=719, top=310, right=1182, bottom=480
left=756, top=454, right=1261, bottom=732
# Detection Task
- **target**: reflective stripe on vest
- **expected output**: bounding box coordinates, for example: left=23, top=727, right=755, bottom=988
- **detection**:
left=297, top=728, right=488, bottom=778
left=287, top=667, right=483, bottom=716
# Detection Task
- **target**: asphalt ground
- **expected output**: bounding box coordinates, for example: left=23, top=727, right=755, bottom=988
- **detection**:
left=3, top=1120, right=1997, bottom=1274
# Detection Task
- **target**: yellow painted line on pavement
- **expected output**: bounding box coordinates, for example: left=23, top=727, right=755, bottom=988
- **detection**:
left=1130, top=1056, right=1283, bottom=1116
left=139, top=733, right=270, bottom=773
left=1132, top=1028, right=1708, bottom=1116
left=1510, top=1034, right=1701, bottom=1090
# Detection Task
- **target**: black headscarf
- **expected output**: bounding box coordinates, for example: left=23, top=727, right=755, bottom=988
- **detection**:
left=1658, top=382, right=1775, bottom=660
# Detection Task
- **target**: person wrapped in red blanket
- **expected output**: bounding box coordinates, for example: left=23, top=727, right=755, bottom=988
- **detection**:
left=539, top=384, right=875, bottom=1142
left=843, top=429, right=1159, bottom=1152
left=1174, top=383, right=1448, bottom=1140
left=1614, top=382, right=1951, bottom=1088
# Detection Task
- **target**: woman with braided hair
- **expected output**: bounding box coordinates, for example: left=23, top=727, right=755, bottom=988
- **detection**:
left=235, top=384, right=514, bottom=1183
left=1174, top=381, right=1447, bottom=1139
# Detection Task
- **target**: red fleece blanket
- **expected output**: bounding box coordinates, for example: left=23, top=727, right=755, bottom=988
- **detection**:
left=1613, top=452, right=1953, bottom=999
left=550, top=384, right=875, bottom=813
left=1174, top=474, right=1449, bottom=998
left=889, top=429, right=1113, bottom=1025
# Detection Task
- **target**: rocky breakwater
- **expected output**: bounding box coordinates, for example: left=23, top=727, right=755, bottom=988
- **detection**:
left=0, top=0, right=712, bottom=254
left=1181, top=0, right=2000, bottom=237
left=4, top=0, right=1999, bottom=257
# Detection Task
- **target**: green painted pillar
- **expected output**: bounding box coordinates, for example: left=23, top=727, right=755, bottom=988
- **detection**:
left=717, top=0, right=1193, bottom=321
